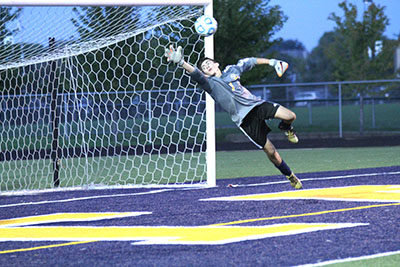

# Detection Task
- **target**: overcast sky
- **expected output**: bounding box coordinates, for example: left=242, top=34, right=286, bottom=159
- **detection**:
left=269, top=0, right=400, bottom=51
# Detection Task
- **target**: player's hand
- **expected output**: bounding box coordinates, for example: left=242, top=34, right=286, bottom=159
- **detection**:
left=269, top=59, right=289, bottom=77
left=164, top=45, right=184, bottom=65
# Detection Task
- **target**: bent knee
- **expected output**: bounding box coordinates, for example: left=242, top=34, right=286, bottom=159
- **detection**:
left=276, top=106, right=296, bottom=122
left=290, top=111, right=296, bottom=121
left=285, top=109, right=296, bottom=122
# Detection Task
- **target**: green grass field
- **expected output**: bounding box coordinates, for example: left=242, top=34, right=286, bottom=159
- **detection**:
left=0, top=152, right=208, bottom=191
left=216, top=146, right=400, bottom=179
left=1, top=145, right=399, bottom=191
left=324, top=252, right=400, bottom=266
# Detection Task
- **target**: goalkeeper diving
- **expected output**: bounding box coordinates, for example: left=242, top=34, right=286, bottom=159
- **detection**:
left=165, top=45, right=302, bottom=189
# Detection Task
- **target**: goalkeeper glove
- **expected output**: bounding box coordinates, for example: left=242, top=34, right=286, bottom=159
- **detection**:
left=164, top=45, right=184, bottom=65
left=269, top=59, right=289, bottom=77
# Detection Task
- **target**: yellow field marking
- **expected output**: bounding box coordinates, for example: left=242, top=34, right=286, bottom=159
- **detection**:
left=204, top=185, right=400, bottom=203
left=0, top=223, right=366, bottom=245
left=0, top=212, right=150, bottom=227
left=0, top=212, right=150, bottom=254
left=211, top=202, right=400, bottom=226
left=0, top=241, right=97, bottom=254
left=2, top=186, right=400, bottom=253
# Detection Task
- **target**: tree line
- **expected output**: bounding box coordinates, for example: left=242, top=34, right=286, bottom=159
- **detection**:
left=0, top=1, right=398, bottom=96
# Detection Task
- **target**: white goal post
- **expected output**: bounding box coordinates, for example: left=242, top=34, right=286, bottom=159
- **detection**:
left=0, top=0, right=216, bottom=192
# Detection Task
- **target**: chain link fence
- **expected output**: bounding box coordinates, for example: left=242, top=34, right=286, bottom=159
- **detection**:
left=216, top=79, right=400, bottom=137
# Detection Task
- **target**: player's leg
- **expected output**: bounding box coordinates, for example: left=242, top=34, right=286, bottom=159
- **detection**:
left=274, top=105, right=296, bottom=123
left=240, top=108, right=302, bottom=189
left=240, top=109, right=302, bottom=189
left=274, top=106, right=298, bottom=144
left=263, top=139, right=302, bottom=189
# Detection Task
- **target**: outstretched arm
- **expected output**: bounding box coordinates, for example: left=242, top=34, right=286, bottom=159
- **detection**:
left=255, top=58, right=272, bottom=65
left=181, top=61, right=195, bottom=73
left=164, top=45, right=195, bottom=73
left=164, top=45, right=212, bottom=93
left=256, top=57, right=289, bottom=77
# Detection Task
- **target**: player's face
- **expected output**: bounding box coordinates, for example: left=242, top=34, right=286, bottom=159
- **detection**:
left=201, top=59, right=219, bottom=76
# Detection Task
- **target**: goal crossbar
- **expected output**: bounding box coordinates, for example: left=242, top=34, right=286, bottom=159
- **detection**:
left=0, top=0, right=211, bottom=6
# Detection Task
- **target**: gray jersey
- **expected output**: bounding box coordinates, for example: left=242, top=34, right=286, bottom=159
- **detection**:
left=190, top=57, right=264, bottom=126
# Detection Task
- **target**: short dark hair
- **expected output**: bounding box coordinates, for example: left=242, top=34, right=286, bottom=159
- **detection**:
left=197, top=57, right=218, bottom=72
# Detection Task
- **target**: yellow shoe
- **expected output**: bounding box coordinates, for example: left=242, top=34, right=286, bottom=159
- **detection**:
left=285, top=129, right=298, bottom=144
left=286, top=173, right=303, bottom=189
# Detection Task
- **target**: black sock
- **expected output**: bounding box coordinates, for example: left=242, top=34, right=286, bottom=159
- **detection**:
left=278, top=121, right=292, bottom=131
left=275, top=160, right=292, bottom=176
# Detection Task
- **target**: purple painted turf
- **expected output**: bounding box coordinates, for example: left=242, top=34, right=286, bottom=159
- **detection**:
left=0, top=166, right=399, bottom=266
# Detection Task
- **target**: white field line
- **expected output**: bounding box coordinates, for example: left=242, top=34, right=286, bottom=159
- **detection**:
left=0, top=189, right=173, bottom=209
left=297, top=250, right=400, bottom=266
left=1, top=170, right=399, bottom=209
left=0, top=183, right=208, bottom=196
left=235, top=171, right=400, bottom=188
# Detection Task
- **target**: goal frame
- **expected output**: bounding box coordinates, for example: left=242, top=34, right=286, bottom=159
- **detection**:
left=0, top=0, right=216, bottom=188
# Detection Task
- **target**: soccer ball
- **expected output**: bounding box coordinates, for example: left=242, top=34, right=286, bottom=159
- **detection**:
left=194, top=15, right=218, bottom=37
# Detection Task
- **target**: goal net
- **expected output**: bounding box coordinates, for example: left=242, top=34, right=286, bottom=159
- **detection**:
left=0, top=1, right=215, bottom=192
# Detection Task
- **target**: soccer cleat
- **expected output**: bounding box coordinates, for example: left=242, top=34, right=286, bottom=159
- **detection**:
left=285, top=128, right=299, bottom=144
left=278, top=122, right=299, bottom=144
left=286, top=173, right=303, bottom=189
left=274, top=60, right=289, bottom=77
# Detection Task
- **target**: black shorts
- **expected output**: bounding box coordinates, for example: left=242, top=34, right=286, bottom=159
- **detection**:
left=239, top=102, right=280, bottom=148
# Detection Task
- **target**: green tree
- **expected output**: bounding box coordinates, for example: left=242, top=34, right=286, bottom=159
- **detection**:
left=70, top=7, right=142, bottom=92
left=328, top=1, right=392, bottom=133
left=213, top=0, right=287, bottom=84
left=328, top=1, right=392, bottom=81
left=304, top=32, right=337, bottom=82
left=72, top=7, right=140, bottom=41
left=0, top=7, right=22, bottom=94
left=0, top=7, right=22, bottom=56
left=70, top=6, right=196, bottom=92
